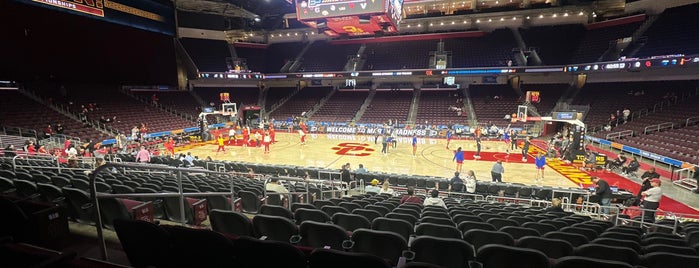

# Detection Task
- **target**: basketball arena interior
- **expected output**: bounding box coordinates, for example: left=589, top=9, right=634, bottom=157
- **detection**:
left=1, top=0, right=699, bottom=267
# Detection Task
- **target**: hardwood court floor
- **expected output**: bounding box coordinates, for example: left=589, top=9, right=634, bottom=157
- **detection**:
left=181, top=132, right=579, bottom=189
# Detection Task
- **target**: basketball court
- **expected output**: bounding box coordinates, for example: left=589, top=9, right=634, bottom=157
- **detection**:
left=179, top=132, right=582, bottom=189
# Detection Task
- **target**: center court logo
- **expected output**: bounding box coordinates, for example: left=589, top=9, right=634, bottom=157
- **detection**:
left=331, top=143, right=375, bottom=156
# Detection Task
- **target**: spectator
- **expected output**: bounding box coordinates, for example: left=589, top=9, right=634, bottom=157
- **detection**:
left=355, top=164, right=367, bottom=173
left=640, top=179, right=662, bottom=222
left=638, top=167, right=660, bottom=198
left=622, top=157, right=640, bottom=175
left=448, top=172, right=464, bottom=193
left=4, top=145, right=16, bottom=157
left=545, top=198, right=565, bottom=213
left=621, top=197, right=642, bottom=220
left=464, top=170, right=477, bottom=194
left=340, top=163, right=352, bottom=186
left=365, top=179, right=381, bottom=194
left=37, top=145, right=48, bottom=154
left=591, top=176, right=612, bottom=214
left=400, top=186, right=422, bottom=204
left=43, top=124, right=53, bottom=139
left=55, top=123, right=64, bottom=135
left=607, top=154, right=627, bottom=170
left=491, top=160, right=504, bottom=182
left=379, top=181, right=395, bottom=196
left=622, top=107, right=631, bottom=122
left=65, top=144, right=78, bottom=158
left=183, top=152, right=194, bottom=167
left=266, top=177, right=289, bottom=194
left=423, top=189, right=446, bottom=208
left=135, top=146, right=150, bottom=163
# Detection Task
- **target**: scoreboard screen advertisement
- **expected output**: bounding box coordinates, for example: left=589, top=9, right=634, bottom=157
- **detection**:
left=297, top=0, right=396, bottom=20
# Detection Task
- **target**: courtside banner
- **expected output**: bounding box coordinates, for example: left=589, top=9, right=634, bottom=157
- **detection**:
left=16, top=0, right=175, bottom=35
left=308, top=125, right=442, bottom=137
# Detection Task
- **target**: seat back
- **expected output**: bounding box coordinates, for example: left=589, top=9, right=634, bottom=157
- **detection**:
left=233, top=236, right=307, bottom=268
left=352, top=208, right=382, bottom=222
left=463, top=229, right=515, bottom=251
left=500, top=226, right=541, bottom=239
left=62, top=187, right=96, bottom=225
left=165, top=225, right=237, bottom=267
left=351, top=228, right=407, bottom=265
left=113, top=219, right=172, bottom=268
left=332, top=213, right=371, bottom=232
left=309, top=248, right=391, bottom=268
left=573, top=243, right=640, bottom=265
left=554, top=256, right=633, bottom=268
left=259, top=204, right=293, bottom=219
left=209, top=209, right=254, bottom=237
left=415, top=223, right=462, bottom=239
left=321, top=205, right=350, bottom=217
left=521, top=222, right=557, bottom=235
left=299, top=221, right=349, bottom=250
left=591, top=237, right=641, bottom=253
left=410, top=235, right=475, bottom=268
left=516, top=236, right=574, bottom=259
left=252, top=214, right=299, bottom=243
left=294, top=208, right=331, bottom=224
left=419, top=216, right=454, bottom=226
left=291, top=202, right=316, bottom=212
left=640, top=252, right=699, bottom=268
left=238, top=190, right=261, bottom=213
left=544, top=231, right=589, bottom=247
left=99, top=198, right=135, bottom=230
left=371, top=217, right=413, bottom=242
left=457, top=221, right=497, bottom=233
left=477, top=244, right=551, bottom=268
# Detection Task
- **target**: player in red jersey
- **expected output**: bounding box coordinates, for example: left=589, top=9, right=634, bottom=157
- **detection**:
left=164, top=137, right=175, bottom=157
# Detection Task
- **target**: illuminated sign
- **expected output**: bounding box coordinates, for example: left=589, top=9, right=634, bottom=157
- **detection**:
left=33, top=0, right=104, bottom=17
left=17, top=0, right=175, bottom=35
left=372, top=71, right=412, bottom=76
left=553, top=112, right=576, bottom=120
left=296, top=0, right=389, bottom=20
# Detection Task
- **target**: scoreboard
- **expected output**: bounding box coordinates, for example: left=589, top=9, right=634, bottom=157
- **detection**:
left=296, top=0, right=402, bottom=37
left=297, top=0, right=387, bottom=20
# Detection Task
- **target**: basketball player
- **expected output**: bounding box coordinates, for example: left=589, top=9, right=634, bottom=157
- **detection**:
left=411, top=134, right=418, bottom=158
left=510, top=130, right=518, bottom=154
left=522, top=136, right=531, bottom=162
left=263, top=133, right=271, bottom=153
left=502, top=124, right=511, bottom=155
left=535, top=151, right=546, bottom=182
left=474, top=136, right=482, bottom=159
left=242, top=127, right=249, bottom=147
left=215, top=135, right=226, bottom=154
left=164, top=137, right=175, bottom=157
left=453, top=147, right=465, bottom=173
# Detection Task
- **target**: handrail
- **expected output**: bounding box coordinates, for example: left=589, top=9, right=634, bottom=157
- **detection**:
left=88, top=162, right=353, bottom=261
left=12, top=153, right=96, bottom=173
left=605, top=130, right=633, bottom=140
left=643, top=122, right=673, bottom=134
left=89, top=162, right=242, bottom=261
left=686, top=116, right=699, bottom=127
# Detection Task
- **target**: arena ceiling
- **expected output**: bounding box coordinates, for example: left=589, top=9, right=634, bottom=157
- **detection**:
left=174, top=0, right=573, bottom=23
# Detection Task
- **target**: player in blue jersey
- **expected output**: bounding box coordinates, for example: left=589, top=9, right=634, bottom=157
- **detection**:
left=535, top=151, right=546, bottom=182
left=411, top=134, right=418, bottom=158
left=453, top=147, right=465, bottom=173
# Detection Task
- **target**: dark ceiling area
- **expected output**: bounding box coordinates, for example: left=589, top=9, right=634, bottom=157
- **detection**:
left=176, top=0, right=296, bottom=31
